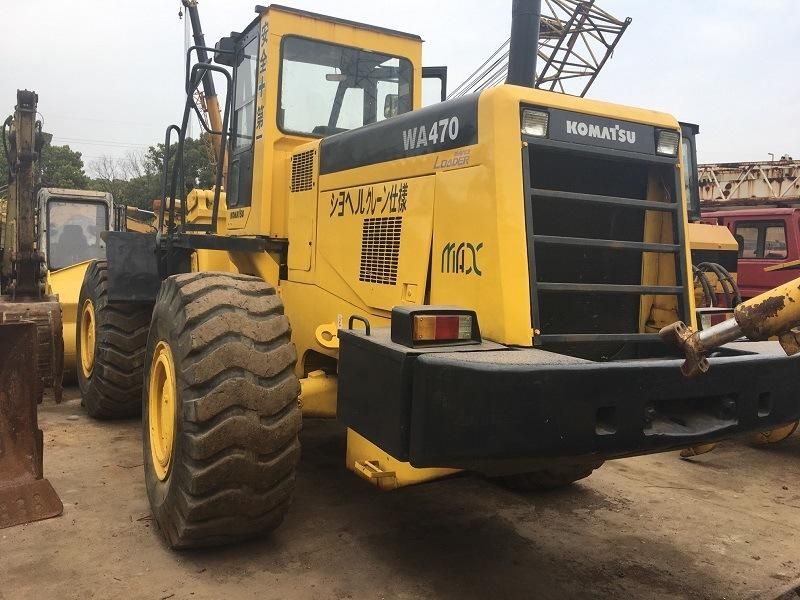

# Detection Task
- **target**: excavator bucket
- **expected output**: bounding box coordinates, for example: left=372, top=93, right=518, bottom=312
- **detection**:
left=0, top=298, right=64, bottom=403
left=0, top=322, right=63, bottom=529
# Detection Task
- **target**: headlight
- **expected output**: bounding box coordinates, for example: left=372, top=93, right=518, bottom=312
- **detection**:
left=521, top=109, right=549, bottom=137
left=656, top=129, right=680, bottom=156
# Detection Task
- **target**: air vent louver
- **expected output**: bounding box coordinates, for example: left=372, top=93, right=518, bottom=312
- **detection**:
left=290, top=150, right=315, bottom=192
left=359, top=216, right=402, bottom=285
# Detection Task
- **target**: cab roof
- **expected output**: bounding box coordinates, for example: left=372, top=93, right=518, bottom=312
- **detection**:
left=256, top=5, right=423, bottom=41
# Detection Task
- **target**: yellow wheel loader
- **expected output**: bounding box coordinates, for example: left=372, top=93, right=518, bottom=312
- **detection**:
left=36, top=187, right=115, bottom=379
left=78, top=1, right=800, bottom=549
left=2, top=183, right=131, bottom=385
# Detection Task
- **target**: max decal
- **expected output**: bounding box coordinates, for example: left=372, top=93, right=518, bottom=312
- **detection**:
left=441, top=242, right=483, bottom=276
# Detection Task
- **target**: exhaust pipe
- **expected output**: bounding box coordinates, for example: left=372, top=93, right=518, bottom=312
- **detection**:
left=506, top=0, right=542, bottom=87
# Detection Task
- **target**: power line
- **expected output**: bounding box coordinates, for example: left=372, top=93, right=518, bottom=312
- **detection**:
left=43, top=113, right=156, bottom=127
left=52, top=136, right=151, bottom=149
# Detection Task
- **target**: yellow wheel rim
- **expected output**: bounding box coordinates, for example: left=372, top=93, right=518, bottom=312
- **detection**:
left=80, top=299, right=96, bottom=379
left=148, top=340, right=177, bottom=481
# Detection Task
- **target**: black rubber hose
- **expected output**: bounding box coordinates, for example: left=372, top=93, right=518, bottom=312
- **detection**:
left=700, top=262, right=732, bottom=307
left=712, top=263, right=742, bottom=307
left=697, top=262, right=742, bottom=308
left=693, top=265, right=715, bottom=307
left=701, top=262, right=741, bottom=307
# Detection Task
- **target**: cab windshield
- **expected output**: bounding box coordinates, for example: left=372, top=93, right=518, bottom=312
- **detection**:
left=279, top=36, right=413, bottom=137
left=47, top=200, right=108, bottom=270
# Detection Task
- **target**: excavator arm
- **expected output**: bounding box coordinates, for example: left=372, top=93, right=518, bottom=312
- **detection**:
left=661, top=276, right=800, bottom=377
left=0, top=90, right=63, bottom=529
left=0, top=90, right=64, bottom=400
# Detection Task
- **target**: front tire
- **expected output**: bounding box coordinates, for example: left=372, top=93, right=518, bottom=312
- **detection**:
left=76, top=260, right=151, bottom=418
left=143, top=272, right=301, bottom=549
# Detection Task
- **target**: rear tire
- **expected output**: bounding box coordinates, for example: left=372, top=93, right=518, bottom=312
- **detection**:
left=143, top=272, right=301, bottom=549
left=495, top=462, right=603, bottom=491
left=76, top=260, right=151, bottom=418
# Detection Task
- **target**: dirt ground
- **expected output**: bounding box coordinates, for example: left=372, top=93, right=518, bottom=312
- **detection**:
left=2, top=387, right=800, bottom=600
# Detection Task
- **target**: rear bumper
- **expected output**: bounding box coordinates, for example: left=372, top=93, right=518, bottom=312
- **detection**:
left=337, top=330, right=800, bottom=471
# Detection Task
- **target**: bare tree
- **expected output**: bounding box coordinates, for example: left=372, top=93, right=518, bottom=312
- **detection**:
left=89, top=155, right=127, bottom=200
left=121, top=151, right=149, bottom=179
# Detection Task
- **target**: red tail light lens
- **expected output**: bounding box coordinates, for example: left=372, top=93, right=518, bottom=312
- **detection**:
left=413, top=314, right=473, bottom=342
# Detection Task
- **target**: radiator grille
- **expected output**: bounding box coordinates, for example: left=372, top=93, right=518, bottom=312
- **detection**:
left=523, top=144, right=690, bottom=354
left=290, top=150, right=315, bottom=192
left=359, top=217, right=402, bottom=285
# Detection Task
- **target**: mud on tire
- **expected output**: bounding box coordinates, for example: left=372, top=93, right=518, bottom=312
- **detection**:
left=77, top=260, right=151, bottom=418
left=495, top=462, right=603, bottom=491
left=143, top=272, right=301, bottom=549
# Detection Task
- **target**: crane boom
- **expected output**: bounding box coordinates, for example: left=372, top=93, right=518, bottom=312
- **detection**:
left=181, top=0, right=226, bottom=186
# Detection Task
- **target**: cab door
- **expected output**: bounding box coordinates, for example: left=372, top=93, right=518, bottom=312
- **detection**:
left=226, top=25, right=260, bottom=213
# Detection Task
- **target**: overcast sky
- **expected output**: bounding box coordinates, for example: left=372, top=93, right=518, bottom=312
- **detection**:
left=2, top=0, right=797, bottom=173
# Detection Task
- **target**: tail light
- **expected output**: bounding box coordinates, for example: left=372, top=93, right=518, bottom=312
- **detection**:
left=413, top=314, right=474, bottom=342
left=391, top=306, right=481, bottom=348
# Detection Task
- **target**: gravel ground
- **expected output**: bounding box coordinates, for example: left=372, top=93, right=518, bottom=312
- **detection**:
left=2, top=387, right=800, bottom=600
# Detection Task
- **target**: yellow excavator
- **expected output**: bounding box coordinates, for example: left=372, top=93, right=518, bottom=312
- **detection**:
left=75, top=1, right=800, bottom=549
left=0, top=90, right=64, bottom=400
left=0, top=90, right=63, bottom=529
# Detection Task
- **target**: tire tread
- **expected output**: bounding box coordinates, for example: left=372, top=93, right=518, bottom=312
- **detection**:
left=78, top=260, right=151, bottom=418
left=146, top=272, right=301, bottom=549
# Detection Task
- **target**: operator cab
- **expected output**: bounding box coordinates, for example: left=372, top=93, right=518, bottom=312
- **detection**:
left=215, top=5, right=425, bottom=236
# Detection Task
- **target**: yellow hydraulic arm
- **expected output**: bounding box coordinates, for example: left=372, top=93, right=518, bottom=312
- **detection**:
left=661, top=276, right=800, bottom=376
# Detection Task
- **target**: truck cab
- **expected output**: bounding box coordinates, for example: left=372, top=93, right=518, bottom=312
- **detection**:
left=702, top=208, right=800, bottom=299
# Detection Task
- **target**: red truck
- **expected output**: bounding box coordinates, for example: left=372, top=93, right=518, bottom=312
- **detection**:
left=700, top=158, right=800, bottom=300
left=701, top=208, right=799, bottom=300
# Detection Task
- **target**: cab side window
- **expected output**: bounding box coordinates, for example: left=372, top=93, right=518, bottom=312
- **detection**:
left=735, top=225, right=758, bottom=258
left=734, top=221, right=787, bottom=259
left=765, top=225, right=787, bottom=259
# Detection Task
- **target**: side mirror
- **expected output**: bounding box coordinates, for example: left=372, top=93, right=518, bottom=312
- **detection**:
left=384, top=94, right=399, bottom=119
left=214, top=35, right=238, bottom=67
